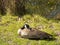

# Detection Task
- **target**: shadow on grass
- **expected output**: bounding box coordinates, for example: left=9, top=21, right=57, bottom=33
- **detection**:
left=28, top=37, right=56, bottom=41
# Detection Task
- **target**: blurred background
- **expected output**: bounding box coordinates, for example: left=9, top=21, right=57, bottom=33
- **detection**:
left=0, top=0, right=60, bottom=19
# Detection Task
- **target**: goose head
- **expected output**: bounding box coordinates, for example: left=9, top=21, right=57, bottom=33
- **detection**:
left=21, top=24, right=30, bottom=29
left=17, top=24, right=31, bottom=37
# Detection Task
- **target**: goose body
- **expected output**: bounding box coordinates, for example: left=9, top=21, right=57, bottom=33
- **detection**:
left=18, top=24, right=53, bottom=39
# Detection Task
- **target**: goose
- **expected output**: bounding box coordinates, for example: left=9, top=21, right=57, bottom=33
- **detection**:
left=17, top=24, right=53, bottom=40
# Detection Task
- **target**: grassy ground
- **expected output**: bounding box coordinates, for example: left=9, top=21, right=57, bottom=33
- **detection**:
left=0, top=14, right=60, bottom=45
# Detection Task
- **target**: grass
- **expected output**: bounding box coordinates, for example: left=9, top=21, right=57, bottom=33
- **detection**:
left=0, top=14, right=60, bottom=45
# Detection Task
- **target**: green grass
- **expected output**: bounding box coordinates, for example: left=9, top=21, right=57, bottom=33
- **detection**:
left=0, top=14, right=60, bottom=45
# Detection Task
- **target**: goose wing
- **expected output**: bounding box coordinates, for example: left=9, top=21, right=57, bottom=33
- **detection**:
left=28, top=28, right=53, bottom=39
